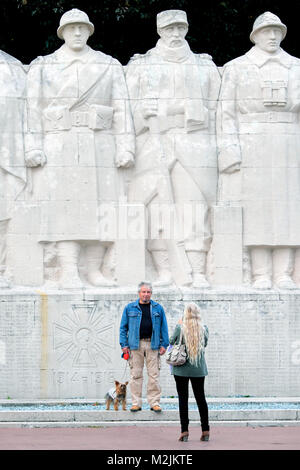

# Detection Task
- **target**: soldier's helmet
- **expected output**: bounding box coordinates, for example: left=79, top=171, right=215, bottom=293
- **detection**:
left=57, top=9, right=94, bottom=39
left=250, top=11, right=287, bottom=43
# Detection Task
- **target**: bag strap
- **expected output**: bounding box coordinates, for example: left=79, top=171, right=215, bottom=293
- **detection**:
left=178, top=325, right=184, bottom=345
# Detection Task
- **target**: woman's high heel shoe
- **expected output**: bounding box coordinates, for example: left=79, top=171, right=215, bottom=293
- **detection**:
left=200, top=431, right=210, bottom=441
left=178, top=431, right=189, bottom=442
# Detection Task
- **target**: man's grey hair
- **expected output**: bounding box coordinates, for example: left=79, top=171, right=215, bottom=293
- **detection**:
left=138, top=281, right=153, bottom=292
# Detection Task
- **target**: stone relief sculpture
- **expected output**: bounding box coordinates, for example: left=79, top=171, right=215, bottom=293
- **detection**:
left=1, top=8, right=299, bottom=291
left=126, top=10, right=220, bottom=288
left=217, top=11, right=300, bottom=289
left=25, top=9, right=135, bottom=288
left=0, top=50, right=26, bottom=288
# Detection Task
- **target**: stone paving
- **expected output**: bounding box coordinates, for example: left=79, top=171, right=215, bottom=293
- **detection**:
left=0, top=425, right=299, bottom=450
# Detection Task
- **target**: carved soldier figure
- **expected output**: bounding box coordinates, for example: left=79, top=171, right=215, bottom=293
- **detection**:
left=0, top=51, right=26, bottom=288
left=126, top=10, right=220, bottom=288
left=26, top=9, right=134, bottom=288
left=217, top=12, right=300, bottom=289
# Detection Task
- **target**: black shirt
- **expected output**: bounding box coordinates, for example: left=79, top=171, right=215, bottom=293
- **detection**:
left=139, top=302, right=152, bottom=339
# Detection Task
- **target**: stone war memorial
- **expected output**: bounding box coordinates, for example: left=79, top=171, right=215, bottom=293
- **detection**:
left=0, top=8, right=300, bottom=401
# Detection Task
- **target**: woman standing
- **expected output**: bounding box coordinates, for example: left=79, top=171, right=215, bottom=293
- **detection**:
left=169, top=302, right=210, bottom=442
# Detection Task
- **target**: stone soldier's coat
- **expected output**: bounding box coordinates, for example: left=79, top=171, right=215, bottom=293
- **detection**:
left=0, top=51, right=26, bottom=222
left=218, top=46, right=300, bottom=246
left=26, top=46, right=134, bottom=242
left=126, top=40, right=220, bottom=252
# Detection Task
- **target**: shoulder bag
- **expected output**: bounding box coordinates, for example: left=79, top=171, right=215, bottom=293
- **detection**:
left=165, top=327, right=187, bottom=366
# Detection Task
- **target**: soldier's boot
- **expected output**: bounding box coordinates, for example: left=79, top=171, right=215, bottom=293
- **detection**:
left=151, top=250, right=173, bottom=287
left=0, top=220, right=10, bottom=288
left=187, top=250, right=210, bottom=288
left=86, top=244, right=117, bottom=287
left=273, top=247, right=297, bottom=289
left=0, top=269, right=10, bottom=289
left=57, top=241, right=83, bottom=288
left=251, top=247, right=272, bottom=289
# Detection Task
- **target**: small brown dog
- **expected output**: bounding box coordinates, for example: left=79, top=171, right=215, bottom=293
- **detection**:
left=105, top=380, right=128, bottom=411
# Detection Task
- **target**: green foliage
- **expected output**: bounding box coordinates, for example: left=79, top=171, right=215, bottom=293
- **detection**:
left=0, top=0, right=297, bottom=65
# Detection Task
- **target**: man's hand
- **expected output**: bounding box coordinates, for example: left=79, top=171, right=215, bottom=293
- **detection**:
left=159, top=346, right=166, bottom=355
left=122, top=347, right=130, bottom=354
left=25, top=150, right=47, bottom=168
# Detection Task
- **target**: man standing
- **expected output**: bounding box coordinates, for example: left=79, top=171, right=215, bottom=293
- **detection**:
left=119, top=281, right=169, bottom=412
left=217, top=12, right=300, bottom=289
left=126, top=10, right=220, bottom=288
left=26, top=9, right=134, bottom=288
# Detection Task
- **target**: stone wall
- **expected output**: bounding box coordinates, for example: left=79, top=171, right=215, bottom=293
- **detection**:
left=0, top=289, right=299, bottom=399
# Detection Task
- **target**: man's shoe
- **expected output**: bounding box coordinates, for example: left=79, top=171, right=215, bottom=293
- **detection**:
left=150, top=405, right=162, bottom=412
left=130, top=405, right=141, bottom=412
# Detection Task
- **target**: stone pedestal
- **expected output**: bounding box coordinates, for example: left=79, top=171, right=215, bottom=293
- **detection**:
left=0, top=288, right=300, bottom=399
left=212, top=205, right=243, bottom=285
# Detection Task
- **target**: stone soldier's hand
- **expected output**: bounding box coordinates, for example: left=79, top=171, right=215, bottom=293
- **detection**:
left=159, top=346, right=166, bottom=355
left=25, top=150, right=47, bottom=168
left=219, top=146, right=241, bottom=174
left=224, top=162, right=241, bottom=174
left=116, top=152, right=134, bottom=168
left=142, top=99, right=158, bottom=119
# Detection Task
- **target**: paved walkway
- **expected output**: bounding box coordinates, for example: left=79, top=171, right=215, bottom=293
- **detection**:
left=0, top=425, right=299, bottom=450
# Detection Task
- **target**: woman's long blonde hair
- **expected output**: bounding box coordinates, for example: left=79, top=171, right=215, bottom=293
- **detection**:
left=182, top=302, right=205, bottom=365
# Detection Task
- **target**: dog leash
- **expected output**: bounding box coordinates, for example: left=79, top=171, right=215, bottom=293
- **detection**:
left=121, top=351, right=130, bottom=380
left=121, top=360, right=129, bottom=380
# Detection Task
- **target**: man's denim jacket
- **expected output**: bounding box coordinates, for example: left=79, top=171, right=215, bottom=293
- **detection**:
left=119, top=299, right=169, bottom=350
